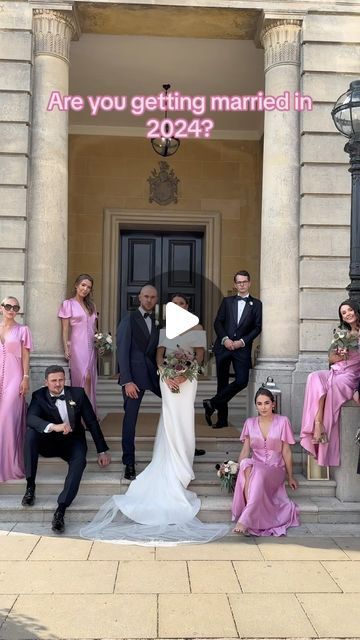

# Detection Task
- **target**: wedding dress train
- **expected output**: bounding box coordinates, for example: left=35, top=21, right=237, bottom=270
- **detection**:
left=80, top=331, right=231, bottom=545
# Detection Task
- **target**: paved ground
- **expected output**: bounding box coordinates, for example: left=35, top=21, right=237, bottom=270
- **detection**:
left=0, top=522, right=359, bottom=640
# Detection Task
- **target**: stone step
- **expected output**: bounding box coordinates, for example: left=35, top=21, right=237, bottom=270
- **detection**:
left=27, top=453, right=305, bottom=475
left=1, top=494, right=359, bottom=525
left=0, top=473, right=335, bottom=498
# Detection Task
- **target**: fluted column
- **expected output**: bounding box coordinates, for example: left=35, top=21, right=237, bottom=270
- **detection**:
left=260, top=19, right=301, bottom=360
left=249, top=19, right=302, bottom=419
left=26, top=9, right=78, bottom=385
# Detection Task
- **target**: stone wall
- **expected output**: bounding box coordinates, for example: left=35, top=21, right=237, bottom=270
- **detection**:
left=0, top=1, right=32, bottom=317
left=68, top=135, right=262, bottom=311
left=300, top=13, right=360, bottom=354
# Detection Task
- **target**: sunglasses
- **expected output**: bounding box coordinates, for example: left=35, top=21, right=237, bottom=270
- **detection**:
left=2, top=304, right=20, bottom=312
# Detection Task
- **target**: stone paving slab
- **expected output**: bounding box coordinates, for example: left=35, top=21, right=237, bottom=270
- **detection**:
left=0, top=597, right=16, bottom=627
left=0, top=524, right=15, bottom=535
left=89, top=541, right=155, bottom=560
left=0, top=534, right=39, bottom=560
left=229, top=593, right=316, bottom=638
left=256, top=537, right=349, bottom=560
left=299, top=593, right=360, bottom=637
left=188, top=560, right=241, bottom=593
left=156, top=537, right=263, bottom=560
left=332, top=536, right=360, bottom=559
left=0, top=594, right=157, bottom=639
left=115, top=559, right=190, bottom=593
left=323, top=561, right=360, bottom=592
left=27, top=536, right=92, bottom=561
left=158, top=593, right=237, bottom=637
left=0, top=560, right=117, bottom=594
left=233, top=560, right=341, bottom=593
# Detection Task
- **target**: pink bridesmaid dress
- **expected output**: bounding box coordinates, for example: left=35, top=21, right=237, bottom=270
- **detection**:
left=300, top=350, right=360, bottom=466
left=58, top=299, right=97, bottom=412
left=0, top=323, right=33, bottom=482
left=232, top=415, right=300, bottom=536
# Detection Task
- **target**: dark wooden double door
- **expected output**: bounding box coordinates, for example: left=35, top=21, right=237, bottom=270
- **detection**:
left=119, top=231, right=203, bottom=322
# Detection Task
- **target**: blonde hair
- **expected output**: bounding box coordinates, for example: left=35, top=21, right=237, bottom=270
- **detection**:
left=1, top=296, right=20, bottom=307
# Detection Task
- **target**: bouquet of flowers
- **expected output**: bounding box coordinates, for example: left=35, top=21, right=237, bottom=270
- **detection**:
left=329, top=328, right=358, bottom=359
left=160, top=346, right=202, bottom=393
left=94, top=332, right=113, bottom=357
left=215, top=460, right=239, bottom=493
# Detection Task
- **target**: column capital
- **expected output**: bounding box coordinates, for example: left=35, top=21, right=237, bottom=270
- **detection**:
left=33, top=8, right=80, bottom=63
left=260, top=19, right=302, bottom=72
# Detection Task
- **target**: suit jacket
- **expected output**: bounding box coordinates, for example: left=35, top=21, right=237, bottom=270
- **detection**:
left=117, top=309, right=160, bottom=393
left=213, top=294, right=262, bottom=364
left=26, top=386, right=108, bottom=454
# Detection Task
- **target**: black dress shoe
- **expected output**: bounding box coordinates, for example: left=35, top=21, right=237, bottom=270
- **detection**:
left=203, top=399, right=215, bottom=426
left=195, top=448, right=206, bottom=456
left=124, top=464, right=136, bottom=480
left=21, top=486, right=35, bottom=507
left=213, top=422, right=229, bottom=429
left=51, top=509, right=65, bottom=534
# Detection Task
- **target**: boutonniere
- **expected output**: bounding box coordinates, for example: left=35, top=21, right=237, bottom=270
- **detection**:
left=155, top=320, right=160, bottom=326
left=69, top=400, right=76, bottom=406
left=249, top=301, right=253, bottom=306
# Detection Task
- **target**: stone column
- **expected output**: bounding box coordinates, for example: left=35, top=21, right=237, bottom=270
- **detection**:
left=26, top=9, right=78, bottom=387
left=250, top=19, right=302, bottom=418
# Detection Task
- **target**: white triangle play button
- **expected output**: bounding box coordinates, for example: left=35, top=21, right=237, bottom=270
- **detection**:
left=165, top=302, right=199, bottom=339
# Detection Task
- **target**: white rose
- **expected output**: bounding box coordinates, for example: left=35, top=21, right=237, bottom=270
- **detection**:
left=106, top=336, right=112, bottom=344
left=229, top=462, right=238, bottom=475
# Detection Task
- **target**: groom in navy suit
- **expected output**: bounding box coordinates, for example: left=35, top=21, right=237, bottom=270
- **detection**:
left=204, top=270, right=262, bottom=428
left=117, top=284, right=161, bottom=480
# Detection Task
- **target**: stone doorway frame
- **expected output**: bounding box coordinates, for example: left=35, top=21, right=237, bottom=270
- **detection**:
left=101, top=209, right=222, bottom=347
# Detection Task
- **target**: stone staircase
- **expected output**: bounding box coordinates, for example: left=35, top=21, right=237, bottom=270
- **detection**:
left=0, top=379, right=360, bottom=525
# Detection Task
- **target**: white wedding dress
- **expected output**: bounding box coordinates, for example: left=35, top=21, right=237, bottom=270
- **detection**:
left=80, top=329, right=231, bottom=545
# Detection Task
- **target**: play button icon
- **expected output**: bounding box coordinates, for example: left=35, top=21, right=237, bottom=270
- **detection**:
left=165, top=302, right=199, bottom=339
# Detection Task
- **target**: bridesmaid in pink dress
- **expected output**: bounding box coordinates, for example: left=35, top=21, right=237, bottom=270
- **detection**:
left=58, top=274, right=98, bottom=413
left=300, top=299, right=360, bottom=467
left=232, top=388, right=299, bottom=537
left=0, top=297, right=33, bottom=482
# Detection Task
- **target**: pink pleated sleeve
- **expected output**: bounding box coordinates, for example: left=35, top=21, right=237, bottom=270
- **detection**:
left=240, top=419, right=250, bottom=442
left=280, top=416, right=296, bottom=445
left=21, top=325, right=33, bottom=351
left=58, top=299, right=72, bottom=319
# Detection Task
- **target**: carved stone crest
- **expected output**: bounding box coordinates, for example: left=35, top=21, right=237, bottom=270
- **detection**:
left=148, top=161, right=179, bottom=206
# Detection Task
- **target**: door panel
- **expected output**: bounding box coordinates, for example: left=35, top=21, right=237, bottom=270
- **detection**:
left=119, top=231, right=203, bottom=322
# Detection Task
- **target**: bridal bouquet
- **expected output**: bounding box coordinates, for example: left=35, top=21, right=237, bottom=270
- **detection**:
left=215, top=460, right=239, bottom=493
left=94, top=332, right=113, bottom=357
left=329, top=328, right=358, bottom=359
left=160, top=346, right=201, bottom=393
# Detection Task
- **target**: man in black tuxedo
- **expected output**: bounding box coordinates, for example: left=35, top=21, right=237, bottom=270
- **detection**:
left=117, top=284, right=161, bottom=480
left=22, top=365, right=110, bottom=533
left=203, top=270, right=262, bottom=428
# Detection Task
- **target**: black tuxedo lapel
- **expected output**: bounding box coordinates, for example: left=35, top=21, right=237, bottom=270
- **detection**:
left=232, top=296, right=238, bottom=326
left=237, top=296, right=252, bottom=328
left=133, top=310, right=151, bottom=350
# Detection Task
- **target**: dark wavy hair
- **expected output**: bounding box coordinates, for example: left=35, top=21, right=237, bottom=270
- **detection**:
left=338, top=298, right=360, bottom=330
left=254, top=387, right=275, bottom=404
left=73, top=274, right=95, bottom=314
left=171, top=292, right=189, bottom=306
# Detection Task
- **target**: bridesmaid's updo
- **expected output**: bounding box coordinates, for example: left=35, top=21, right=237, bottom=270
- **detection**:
left=73, top=274, right=95, bottom=315
left=171, top=293, right=189, bottom=306
left=254, top=387, right=275, bottom=404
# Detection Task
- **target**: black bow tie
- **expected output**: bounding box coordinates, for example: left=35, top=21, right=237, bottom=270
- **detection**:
left=143, top=312, right=152, bottom=319
left=50, top=394, right=65, bottom=403
left=237, top=296, right=248, bottom=302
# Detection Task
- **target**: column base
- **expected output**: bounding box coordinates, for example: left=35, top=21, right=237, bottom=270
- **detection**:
left=334, top=402, right=360, bottom=502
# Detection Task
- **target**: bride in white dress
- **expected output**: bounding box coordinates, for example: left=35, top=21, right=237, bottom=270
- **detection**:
left=80, top=294, right=230, bottom=545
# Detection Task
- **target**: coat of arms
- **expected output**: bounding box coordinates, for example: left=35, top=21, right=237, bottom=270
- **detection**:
left=148, top=161, right=179, bottom=206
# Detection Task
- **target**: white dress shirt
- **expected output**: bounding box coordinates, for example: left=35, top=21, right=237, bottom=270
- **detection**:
left=139, top=306, right=152, bottom=333
left=237, top=295, right=249, bottom=324
left=44, top=393, right=70, bottom=433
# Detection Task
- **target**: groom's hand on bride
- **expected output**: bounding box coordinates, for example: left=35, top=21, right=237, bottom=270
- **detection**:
left=124, top=382, right=140, bottom=399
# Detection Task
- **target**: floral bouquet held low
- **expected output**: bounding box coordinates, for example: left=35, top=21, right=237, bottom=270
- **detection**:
left=215, top=460, right=239, bottom=493
left=329, top=328, right=359, bottom=360
left=94, top=332, right=113, bottom=357
left=160, top=346, right=202, bottom=393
